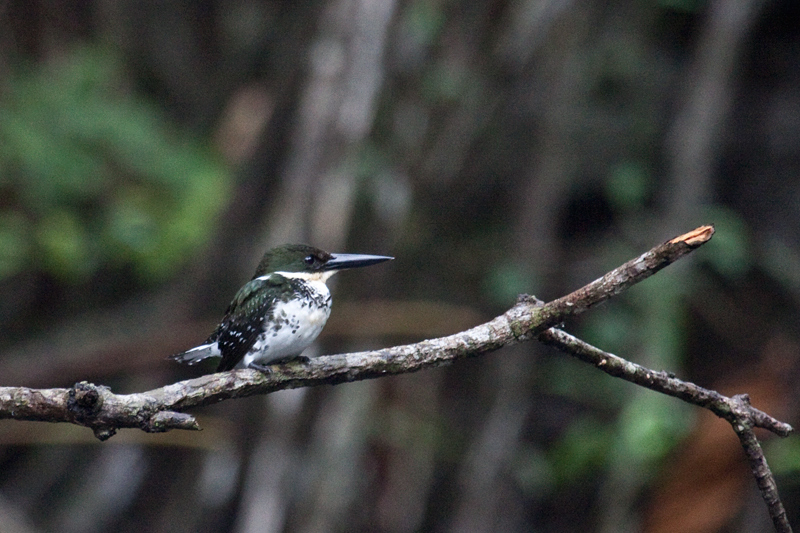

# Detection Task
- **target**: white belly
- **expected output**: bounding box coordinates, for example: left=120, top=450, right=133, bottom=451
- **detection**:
left=237, top=282, right=331, bottom=368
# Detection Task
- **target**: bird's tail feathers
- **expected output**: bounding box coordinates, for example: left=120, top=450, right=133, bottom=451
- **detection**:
left=169, top=343, right=220, bottom=365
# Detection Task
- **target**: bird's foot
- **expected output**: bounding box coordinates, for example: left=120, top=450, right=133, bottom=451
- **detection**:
left=247, top=355, right=311, bottom=372
left=247, top=362, right=274, bottom=373
left=271, top=355, right=311, bottom=366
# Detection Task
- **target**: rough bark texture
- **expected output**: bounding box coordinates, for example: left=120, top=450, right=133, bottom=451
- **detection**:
left=1, top=226, right=717, bottom=437
left=0, top=224, right=794, bottom=531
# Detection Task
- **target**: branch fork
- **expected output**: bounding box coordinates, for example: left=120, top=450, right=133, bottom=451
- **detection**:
left=0, top=224, right=794, bottom=531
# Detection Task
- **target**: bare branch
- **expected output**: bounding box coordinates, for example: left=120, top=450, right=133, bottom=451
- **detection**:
left=0, top=224, right=717, bottom=438
left=537, top=329, right=792, bottom=531
left=733, top=420, right=792, bottom=533
left=0, top=223, right=794, bottom=530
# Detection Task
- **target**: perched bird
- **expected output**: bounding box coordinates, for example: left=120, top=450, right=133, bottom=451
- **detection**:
left=171, top=244, right=392, bottom=372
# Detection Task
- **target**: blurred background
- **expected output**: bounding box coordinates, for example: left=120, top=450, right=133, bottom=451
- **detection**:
left=0, top=0, right=798, bottom=531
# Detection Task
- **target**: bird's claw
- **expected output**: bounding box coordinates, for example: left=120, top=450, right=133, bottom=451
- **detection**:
left=247, top=362, right=273, bottom=373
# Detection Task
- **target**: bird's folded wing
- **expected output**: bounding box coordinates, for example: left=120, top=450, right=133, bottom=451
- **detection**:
left=215, top=275, right=286, bottom=371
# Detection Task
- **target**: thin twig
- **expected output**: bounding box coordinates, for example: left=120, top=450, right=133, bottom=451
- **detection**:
left=538, top=327, right=792, bottom=530
left=732, top=422, right=792, bottom=533
left=0, top=225, right=718, bottom=439
left=538, top=328, right=792, bottom=437
left=0, top=223, right=793, bottom=529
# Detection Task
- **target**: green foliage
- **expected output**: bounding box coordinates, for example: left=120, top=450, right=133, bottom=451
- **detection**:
left=765, top=437, right=800, bottom=476
left=546, top=255, right=695, bottom=485
left=700, top=206, right=752, bottom=279
left=615, top=392, right=691, bottom=464
left=548, top=415, right=614, bottom=485
left=0, top=212, right=32, bottom=278
left=579, top=304, right=638, bottom=356
left=0, top=47, right=230, bottom=283
left=483, top=260, right=537, bottom=308
left=402, top=1, right=446, bottom=50
left=605, top=160, right=651, bottom=212
left=511, top=443, right=555, bottom=495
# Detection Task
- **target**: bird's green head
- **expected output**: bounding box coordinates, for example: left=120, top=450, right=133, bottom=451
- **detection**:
left=253, top=244, right=392, bottom=279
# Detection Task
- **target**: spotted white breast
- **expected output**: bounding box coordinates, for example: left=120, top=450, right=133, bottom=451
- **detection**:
left=236, top=279, right=332, bottom=368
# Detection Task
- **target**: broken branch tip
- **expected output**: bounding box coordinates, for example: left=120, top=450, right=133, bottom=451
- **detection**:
left=669, top=224, right=715, bottom=246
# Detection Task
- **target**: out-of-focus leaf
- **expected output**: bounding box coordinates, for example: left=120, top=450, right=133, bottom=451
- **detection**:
left=512, top=444, right=555, bottom=495
left=422, top=64, right=470, bottom=103
left=606, top=160, right=650, bottom=211
left=549, top=416, right=614, bottom=485
left=403, top=1, right=445, bottom=48
left=0, top=213, right=31, bottom=278
left=700, top=206, right=752, bottom=279
left=617, top=393, right=691, bottom=464
left=0, top=46, right=230, bottom=284
left=765, top=437, right=800, bottom=476
left=34, top=210, right=94, bottom=281
left=483, top=261, right=536, bottom=307
left=580, top=304, right=637, bottom=356
left=105, top=187, right=160, bottom=256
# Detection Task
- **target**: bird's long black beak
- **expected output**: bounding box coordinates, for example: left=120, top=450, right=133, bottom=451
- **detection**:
left=324, top=253, right=393, bottom=271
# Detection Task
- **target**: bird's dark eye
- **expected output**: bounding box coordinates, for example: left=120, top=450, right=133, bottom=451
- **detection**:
left=304, top=255, right=315, bottom=266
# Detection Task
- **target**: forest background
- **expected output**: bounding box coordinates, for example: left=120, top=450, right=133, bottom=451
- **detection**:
left=0, top=1, right=799, bottom=532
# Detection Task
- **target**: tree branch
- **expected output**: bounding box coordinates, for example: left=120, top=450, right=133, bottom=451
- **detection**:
left=0, top=224, right=716, bottom=436
left=538, top=327, right=792, bottom=532
left=0, top=224, right=794, bottom=529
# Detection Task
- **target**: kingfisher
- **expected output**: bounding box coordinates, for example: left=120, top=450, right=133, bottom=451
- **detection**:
left=170, top=244, right=392, bottom=372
